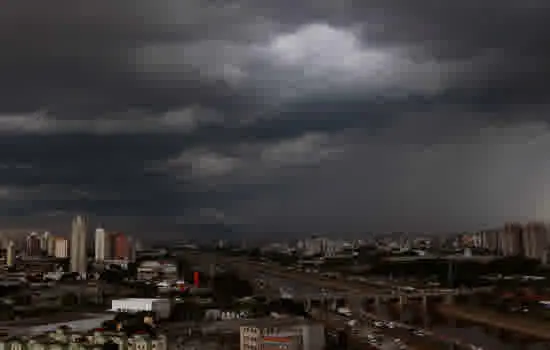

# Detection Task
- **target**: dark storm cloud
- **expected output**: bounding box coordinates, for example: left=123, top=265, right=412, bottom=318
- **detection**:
left=1, top=0, right=550, bottom=236
left=0, top=0, right=245, bottom=116
left=0, top=134, right=188, bottom=214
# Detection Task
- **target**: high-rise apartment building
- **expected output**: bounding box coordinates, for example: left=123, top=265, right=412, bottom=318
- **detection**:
left=500, top=223, right=524, bottom=256
left=70, top=215, right=88, bottom=276
left=26, top=232, right=41, bottom=257
left=40, top=231, right=56, bottom=256
left=40, top=231, right=49, bottom=251
left=55, top=237, right=69, bottom=258
left=114, top=233, right=129, bottom=260
left=6, top=240, right=15, bottom=267
left=522, top=222, right=548, bottom=260
left=94, top=228, right=111, bottom=262
left=479, top=230, right=500, bottom=253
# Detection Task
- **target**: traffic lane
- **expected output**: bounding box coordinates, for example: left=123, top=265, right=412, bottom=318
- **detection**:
left=360, top=313, right=474, bottom=349
left=324, top=312, right=419, bottom=349
left=379, top=326, right=450, bottom=350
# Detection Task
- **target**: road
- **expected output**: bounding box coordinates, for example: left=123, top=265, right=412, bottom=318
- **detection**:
left=191, top=253, right=489, bottom=349
left=316, top=310, right=461, bottom=350
left=439, top=304, right=550, bottom=341
left=191, top=252, right=376, bottom=293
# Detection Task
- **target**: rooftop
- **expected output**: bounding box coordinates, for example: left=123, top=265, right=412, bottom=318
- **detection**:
left=11, top=314, right=115, bottom=336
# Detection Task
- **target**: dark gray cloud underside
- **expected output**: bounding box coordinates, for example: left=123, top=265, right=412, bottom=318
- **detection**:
left=0, top=0, right=550, bottom=236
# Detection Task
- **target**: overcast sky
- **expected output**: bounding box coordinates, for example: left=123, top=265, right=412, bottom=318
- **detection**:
left=1, top=0, right=550, bottom=237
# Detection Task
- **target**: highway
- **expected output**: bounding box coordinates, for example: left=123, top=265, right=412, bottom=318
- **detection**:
left=190, top=252, right=373, bottom=293
left=439, top=304, right=550, bottom=341
left=315, top=309, right=469, bottom=350
left=358, top=311, right=481, bottom=350
left=191, top=253, right=490, bottom=348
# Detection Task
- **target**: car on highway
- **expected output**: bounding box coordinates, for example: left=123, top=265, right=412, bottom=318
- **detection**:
left=393, top=338, right=408, bottom=349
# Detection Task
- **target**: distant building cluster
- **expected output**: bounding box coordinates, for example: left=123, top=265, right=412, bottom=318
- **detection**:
left=467, top=222, right=550, bottom=261
left=0, top=215, right=142, bottom=278
left=94, top=228, right=137, bottom=264
left=261, top=237, right=355, bottom=258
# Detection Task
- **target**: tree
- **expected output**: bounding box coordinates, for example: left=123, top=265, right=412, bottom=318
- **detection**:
left=126, top=263, right=138, bottom=279
left=212, top=272, right=253, bottom=304
left=61, top=293, right=78, bottom=306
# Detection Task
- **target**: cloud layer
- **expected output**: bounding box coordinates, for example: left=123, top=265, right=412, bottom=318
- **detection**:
left=1, top=0, right=550, bottom=236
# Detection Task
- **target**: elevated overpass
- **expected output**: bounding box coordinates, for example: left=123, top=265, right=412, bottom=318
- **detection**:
left=189, top=252, right=550, bottom=343
left=439, top=304, right=550, bottom=341
left=190, top=253, right=492, bottom=315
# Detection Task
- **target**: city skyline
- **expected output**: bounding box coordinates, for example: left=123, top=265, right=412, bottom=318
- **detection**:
left=1, top=2, right=550, bottom=236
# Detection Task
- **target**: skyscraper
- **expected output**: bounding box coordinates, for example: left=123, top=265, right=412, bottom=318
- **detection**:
left=42, top=231, right=55, bottom=256
left=70, top=215, right=88, bottom=276
left=40, top=231, right=49, bottom=251
left=55, top=237, right=69, bottom=258
left=523, top=222, right=548, bottom=260
left=94, top=227, right=110, bottom=262
left=500, top=222, right=524, bottom=256
left=6, top=240, right=15, bottom=267
left=114, top=233, right=129, bottom=259
left=26, top=232, right=41, bottom=257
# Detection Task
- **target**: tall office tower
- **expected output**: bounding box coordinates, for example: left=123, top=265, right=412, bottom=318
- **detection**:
left=26, top=232, right=41, bottom=257
left=94, top=228, right=110, bottom=262
left=70, top=215, right=88, bottom=276
left=6, top=240, right=15, bottom=267
left=54, top=237, right=69, bottom=258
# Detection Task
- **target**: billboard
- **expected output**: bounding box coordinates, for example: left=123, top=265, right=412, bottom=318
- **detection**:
left=263, top=336, right=292, bottom=350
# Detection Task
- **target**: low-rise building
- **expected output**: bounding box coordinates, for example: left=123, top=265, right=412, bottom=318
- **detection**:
left=110, top=298, right=171, bottom=320
left=240, top=318, right=324, bottom=350
left=54, top=238, right=69, bottom=259
left=136, top=261, right=177, bottom=282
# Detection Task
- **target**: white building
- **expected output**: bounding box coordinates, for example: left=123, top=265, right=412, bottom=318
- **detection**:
left=301, top=237, right=343, bottom=257
left=70, top=215, right=88, bottom=276
left=55, top=237, right=69, bottom=258
left=94, top=227, right=110, bottom=262
left=240, top=319, right=324, bottom=350
left=110, top=298, right=171, bottom=320
left=6, top=240, right=15, bottom=267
